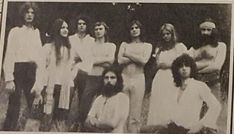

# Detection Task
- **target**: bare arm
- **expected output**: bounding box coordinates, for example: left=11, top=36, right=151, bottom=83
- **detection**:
left=124, top=43, right=152, bottom=66
left=118, top=42, right=132, bottom=65
left=93, top=43, right=116, bottom=66
left=198, top=43, right=226, bottom=73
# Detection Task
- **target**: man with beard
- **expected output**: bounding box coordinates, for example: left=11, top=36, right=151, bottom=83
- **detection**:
left=84, top=67, right=129, bottom=133
left=188, top=18, right=226, bottom=103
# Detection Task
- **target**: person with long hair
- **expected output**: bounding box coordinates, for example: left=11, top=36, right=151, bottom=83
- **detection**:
left=118, top=20, right=152, bottom=133
left=147, top=23, right=187, bottom=126
left=141, top=54, right=221, bottom=134
left=38, top=18, right=74, bottom=131
left=3, top=2, right=44, bottom=131
left=188, top=18, right=226, bottom=103
left=76, top=21, right=116, bottom=131
left=84, top=67, right=129, bottom=133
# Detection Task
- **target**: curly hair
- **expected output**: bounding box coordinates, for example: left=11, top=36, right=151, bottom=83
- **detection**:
left=101, top=67, right=123, bottom=94
left=171, top=54, right=197, bottom=87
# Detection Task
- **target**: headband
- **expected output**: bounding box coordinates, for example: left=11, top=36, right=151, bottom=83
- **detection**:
left=199, top=21, right=216, bottom=29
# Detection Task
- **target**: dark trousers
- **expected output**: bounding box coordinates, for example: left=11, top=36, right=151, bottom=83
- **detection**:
left=73, top=70, right=88, bottom=107
left=77, top=75, right=102, bottom=124
left=3, top=62, right=36, bottom=131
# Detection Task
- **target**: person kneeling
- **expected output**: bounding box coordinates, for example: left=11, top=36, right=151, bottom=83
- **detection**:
left=141, top=54, right=221, bottom=134
left=84, top=67, right=129, bottom=133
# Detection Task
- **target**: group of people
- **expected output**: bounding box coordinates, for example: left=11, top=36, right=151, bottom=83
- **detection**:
left=2, top=2, right=227, bottom=133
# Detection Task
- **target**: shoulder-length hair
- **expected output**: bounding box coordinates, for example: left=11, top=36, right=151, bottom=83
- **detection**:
left=158, top=23, right=177, bottom=49
left=172, top=54, right=197, bottom=87
left=18, top=2, right=39, bottom=28
left=101, top=67, right=123, bottom=93
left=50, top=18, right=71, bottom=65
left=126, top=20, right=146, bottom=43
left=73, top=14, right=91, bottom=35
left=194, top=18, right=219, bottom=49
left=93, top=21, right=109, bottom=42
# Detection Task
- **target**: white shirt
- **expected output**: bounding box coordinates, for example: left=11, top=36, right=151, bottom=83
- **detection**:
left=69, top=34, right=95, bottom=74
left=88, top=92, right=129, bottom=133
left=172, top=78, right=221, bottom=129
left=43, top=43, right=74, bottom=112
left=3, top=25, right=44, bottom=83
left=90, top=42, right=116, bottom=76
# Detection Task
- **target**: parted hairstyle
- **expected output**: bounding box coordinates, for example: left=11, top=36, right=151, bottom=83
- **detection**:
left=172, top=54, right=197, bottom=87
left=50, top=18, right=71, bottom=65
left=19, top=2, right=39, bottom=28
left=126, top=20, right=146, bottom=43
left=101, top=67, right=123, bottom=93
left=74, top=14, right=91, bottom=34
left=93, top=21, right=110, bottom=42
left=158, top=23, right=177, bottom=50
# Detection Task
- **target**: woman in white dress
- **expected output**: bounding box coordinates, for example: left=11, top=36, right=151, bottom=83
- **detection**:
left=147, top=23, right=187, bottom=126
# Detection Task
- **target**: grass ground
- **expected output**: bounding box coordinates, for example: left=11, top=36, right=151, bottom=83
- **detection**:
left=0, top=78, right=229, bottom=133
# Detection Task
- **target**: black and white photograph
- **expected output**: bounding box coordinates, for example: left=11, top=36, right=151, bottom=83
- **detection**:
left=0, top=0, right=233, bottom=133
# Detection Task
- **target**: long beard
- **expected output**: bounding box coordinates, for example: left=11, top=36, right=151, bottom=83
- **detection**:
left=102, top=83, right=117, bottom=97
left=199, top=34, right=217, bottom=45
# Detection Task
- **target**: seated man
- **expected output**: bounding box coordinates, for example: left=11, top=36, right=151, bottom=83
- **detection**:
left=84, top=67, right=129, bottom=133
left=141, top=54, right=221, bottom=134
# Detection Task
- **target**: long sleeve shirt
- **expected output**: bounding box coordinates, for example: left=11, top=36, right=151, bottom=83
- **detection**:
left=172, top=78, right=221, bottom=129
left=88, top=92, right=129, bottom=133
left=3, top=25, right=44, bottom=89
left=69, top=34, right=95, bottom=74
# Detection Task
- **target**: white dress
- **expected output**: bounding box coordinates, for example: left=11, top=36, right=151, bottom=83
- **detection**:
left=147, top=43, right=187, bottom=125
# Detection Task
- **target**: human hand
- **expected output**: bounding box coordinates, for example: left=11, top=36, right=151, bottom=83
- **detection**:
left=5, top=80, right=15, bottom=93
left=32, top=94, right=43, bottom=109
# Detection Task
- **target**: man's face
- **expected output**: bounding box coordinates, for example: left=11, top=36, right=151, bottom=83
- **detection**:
left=77, top=19, right=87, bottom=33
left=130, top=23, right=141, bottom=38
left=94, top=25, right=106, bottom=39
left=200, top=27, right=212, bottom=36
left=178, top=64, right=191, bottom=79
left=24, top=8, right=34, bottom=23
left=104, top=71, right=117, bottom=86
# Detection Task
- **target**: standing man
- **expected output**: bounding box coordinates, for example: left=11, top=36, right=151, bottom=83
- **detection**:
left=188, top=18, right=226, bottom=102
left=84, top=67, right=129, bottom=133
left=118, top=20, right=152, bottom=132
left=3, top=2, right=44, bottom=131
left=69, top=14, right=95, bottom=130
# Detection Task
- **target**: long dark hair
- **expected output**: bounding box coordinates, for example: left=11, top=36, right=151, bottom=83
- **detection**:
left=19, top=2, right=39, bottom=28
left=126, top=20, right=146, bottom=43
left=101, top=67, right=123, bottom=95
left=50, top=18, right=71, bottom=65
left=194, top=18, right=219, bottom=49
left=172, top=54, right=197, bottom=87
left=158, top=23, right=177, bottom=51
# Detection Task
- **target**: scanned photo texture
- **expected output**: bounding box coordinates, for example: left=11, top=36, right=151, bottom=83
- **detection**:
left=0, top=1, right=232, bottom=134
